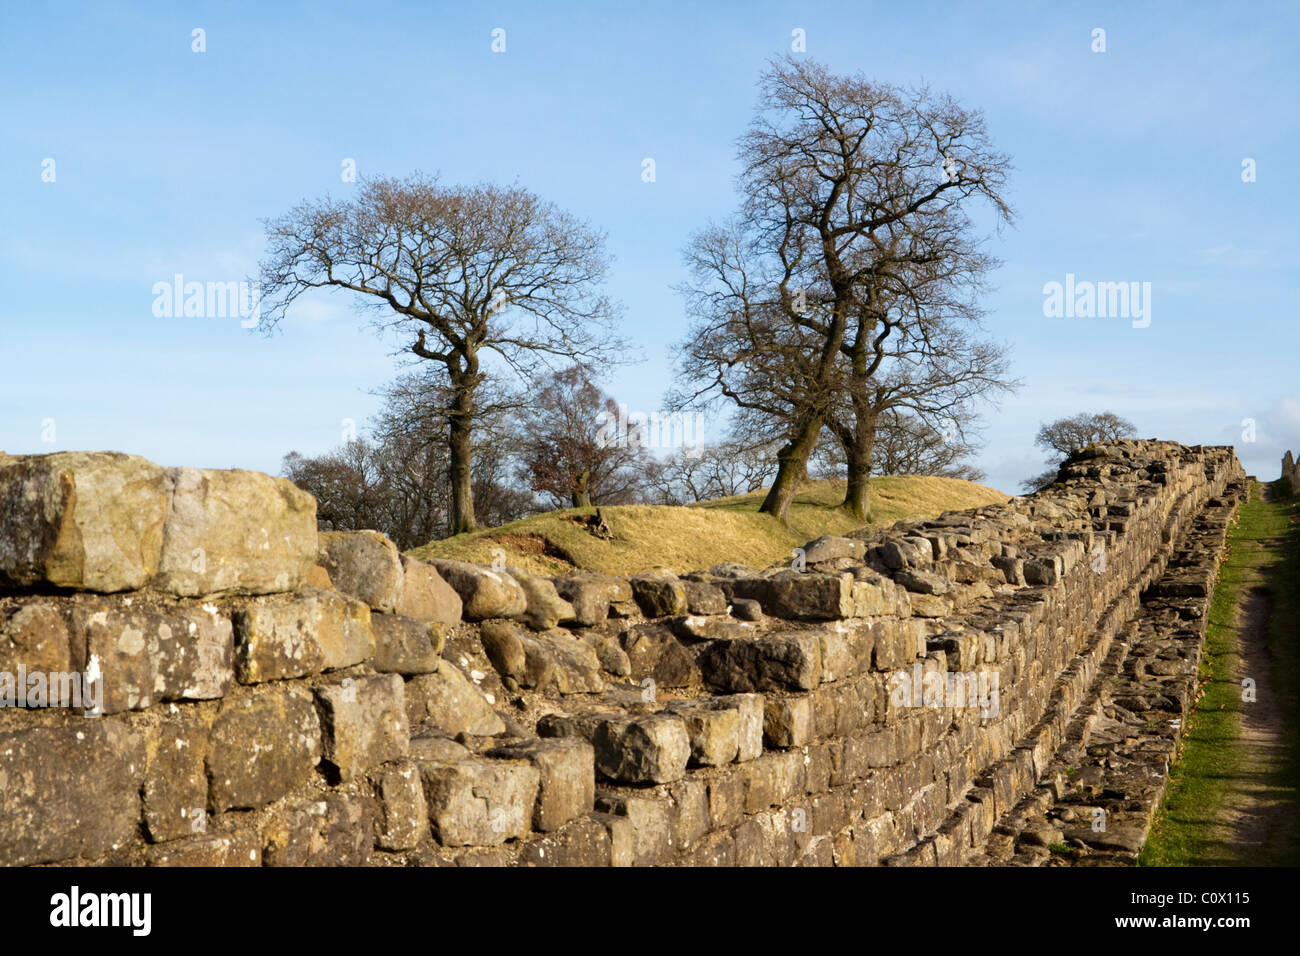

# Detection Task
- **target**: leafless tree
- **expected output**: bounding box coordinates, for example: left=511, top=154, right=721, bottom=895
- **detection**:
left=516, top=365, right=648, bottom=508
left=257, top=173, right=622, bottom=534
left=1021, top=411, right=1137, bottom=492
left=673, top=57, right=1013, bottom=522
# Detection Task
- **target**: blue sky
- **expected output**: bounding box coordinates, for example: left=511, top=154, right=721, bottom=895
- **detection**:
left=2, top=0, right=1297, bottom=496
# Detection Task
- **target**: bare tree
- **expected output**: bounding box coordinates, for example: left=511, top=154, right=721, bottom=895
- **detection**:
left=644, top=438, right=778, bottom=504
left=673, top=57, right=1012, bottom=522
left=257, top=173, right=621, bottom=533
left=1020, top=411, right=1137, bottom=492
left=516, top=365, right=648, bottom=508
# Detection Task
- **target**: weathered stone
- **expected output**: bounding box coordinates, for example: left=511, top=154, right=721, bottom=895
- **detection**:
left=207, top=688, right=321, bottom=812
left=232, top=588, right=373, bottom=683
left=700, top=631, right=822, bottom=692
left=731, top=597, right=763, bottom=621
left=595, top=794, right=675, bottom=865
left=622, top=622, right=700, bottom=689
left=396, top=555, right=462, bottom=626
left=155, top=466, right=316, bottom=596
left=801, top=535, right=867, bottom=564
left=374, top=760, right=428, bottom=851
left=592, top=714, right=690, bottom=784
left=595, top=637, right=631, bottom=676
left=405, top=659, right=505, bottom=737
left=430, top=559, right=527, bottom=620
left=316, top=673, right=410, bottom=782
left=487, top=737, right=595, bottom=831
left=319, top=530, right=403, bottom=613
left=1024, top=556, right=1062, bottom=586
left=145, top=829, right=262, bottom=866
left=0, top=452, right=166, bottom=592
left=420, top=755, right=540, bottom=846
left=0, top=721, right=145, bottom=866
left=0, top=603, right=72, bottom=678
left=480, top=620, right=603, bottom=694
left=764, top=694, right=814, bottom=747
left=630, top=569, right=689, bottom=617
left=895, top=569, right=951, bottom=595
left=683, top=580, right=728, bottom=615
left=263, top=793, right=375, bottom=866
left=731, top=571, right=854, bottom=620
left=507, top=568, right=576, bottom=630
left=68, top=602, right=233, bottom=714
left=818, top=620, right=874, bottom=681
left=665, top=697, right=741, bottom=766
left=670, top=614, right=761, bottom=642
left=371, top=613, right=444, bottom=675
left=908, top=593, right=953, bottom=618
left=144, top=709, right=210, bottom=843
left=552, top=571, right=626, bottom=626
left=718, top=692, right=765, bottom=761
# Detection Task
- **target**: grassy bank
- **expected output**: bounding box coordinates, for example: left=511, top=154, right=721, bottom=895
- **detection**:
left=408, top=475, right=1009, bottom=576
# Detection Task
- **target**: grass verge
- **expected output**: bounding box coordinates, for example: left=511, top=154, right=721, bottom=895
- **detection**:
left=1139, top=480, right=1300, bottom=865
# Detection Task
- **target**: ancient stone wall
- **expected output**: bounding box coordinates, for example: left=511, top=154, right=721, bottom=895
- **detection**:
left=1282, top=450, right=1299, bottom=493
left=0, top=440, right=1244, bottom=866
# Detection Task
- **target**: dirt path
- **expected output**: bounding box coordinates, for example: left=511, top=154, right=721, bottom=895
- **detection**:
left=1216, top=483, right=1299, bottom=864
left=1221, top=586, right=1295, bottom=862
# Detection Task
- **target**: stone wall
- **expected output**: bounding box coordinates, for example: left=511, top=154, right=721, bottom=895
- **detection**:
left=0, top=440, right=1244, bottom=866
left=1282, top=450, right=1299, bottom=492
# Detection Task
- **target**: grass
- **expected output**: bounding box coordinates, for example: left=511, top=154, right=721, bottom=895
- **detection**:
left=1139, top=479, right=1300, bottom=865
left=407, top=475, right=1010, bottom=576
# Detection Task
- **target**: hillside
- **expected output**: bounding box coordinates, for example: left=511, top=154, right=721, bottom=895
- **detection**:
left=407, top=475, right=1012, bottom=576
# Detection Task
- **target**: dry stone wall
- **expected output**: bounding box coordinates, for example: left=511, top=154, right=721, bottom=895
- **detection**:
left=0, top=440, right=1244, bottom=866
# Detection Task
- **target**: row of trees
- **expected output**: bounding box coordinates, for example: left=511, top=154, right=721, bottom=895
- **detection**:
left=260, top=56, right=1025, bottom=537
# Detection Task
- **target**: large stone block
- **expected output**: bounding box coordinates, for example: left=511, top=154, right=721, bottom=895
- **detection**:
left=665, top=697, right=741, bottom=766
left=480, top=620, right=604, bottom=695
left=0, top=603, right=72, bottom=678
left=68, top=602, right=233, bottom=714
left=207, top=688, right=321, bottom=812
left=731, top=571, right=854, bottom=620
left=404, top=659, right=505, bottom=737
left=232, top=588, right=373, bottom=683
left=397, top=555, right=462, bottom=626
left=700, top=631, right=822, bottom=692
left=316, top=673, right=410, bottom=782
left=592, top=714, right=690, bottom=784
left=420, top=756, right=540, bottom=847
left=507, top=568, right=576, bottom=631
left=374, top=760, right=428, bottom=851
left=319, top=530, right=403, bottom=613
left=370, top=613, right=444, bottom=675
left=154, top=466, right=317, bottom=596
left=553, top=571, right=631, bottom=626
left=143, top=709, right=211, bottom=843
left=263, top=793, right=375, bottom=866
left=630, top=569, right=688, bottom=617
left=487, top=737, right=595, bottom=831
left=429, top=559, right=527, bottom=621
left=0, top=452, right=165, bottom=592
left=0, top=722, right=145, bottom=866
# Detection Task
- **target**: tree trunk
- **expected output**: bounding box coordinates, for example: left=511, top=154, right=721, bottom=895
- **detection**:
left=571, top=470, right=592, bottom=509
left=447, top=382, right=477, bottom=535
left=760, top=415, right=822, bottom=522
left=840, top=400, right=877, bottom=521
